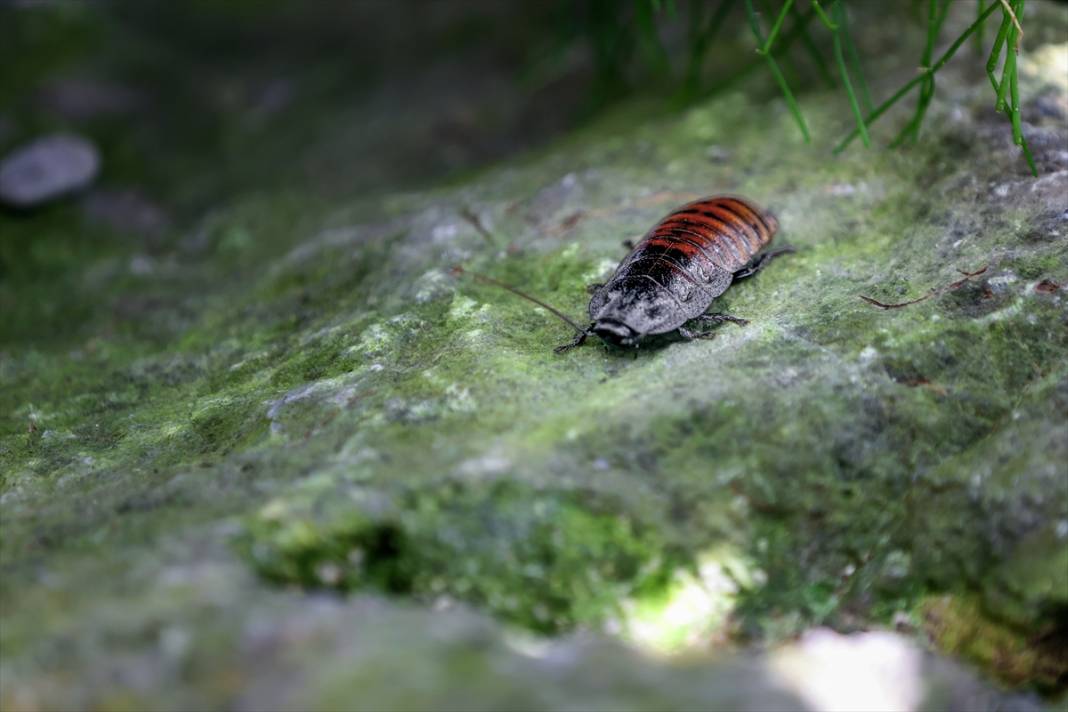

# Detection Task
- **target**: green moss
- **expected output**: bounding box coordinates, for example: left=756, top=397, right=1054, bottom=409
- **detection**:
left=188, top=395, right=268, bottom=455
left=922, top=594, right=1068, bottom=693
left=984, top=528, right=1068, bottom=633
left=240, top=480, right=685, bottom=634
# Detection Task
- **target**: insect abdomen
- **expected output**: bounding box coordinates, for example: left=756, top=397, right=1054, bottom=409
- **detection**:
left=637, top=196, right=778, bottom=274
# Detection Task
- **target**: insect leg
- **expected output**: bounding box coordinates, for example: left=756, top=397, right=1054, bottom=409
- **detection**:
left=697, top=313, right=749, bottom=327
left=678, top=325, right=720, bottom=341
left=732, top=246, right=795, bottom=280
left=554, top=325, right=594, bottom=354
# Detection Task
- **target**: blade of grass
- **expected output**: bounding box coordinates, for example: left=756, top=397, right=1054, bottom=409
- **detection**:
left=1009, top=63, right=1037, bottom=175
left=835, top=0, right=1001, bottom=153
left=986, top=8, right=1011, bottom=96
left=745, top=0, right=810, bottom=141
left=999, top=0, right=1024, bottom=52
left=686, top=4, right=817, bottom=102
left=789, top=0, right=836, bottom=88
left=891, top=0, right=948, bottom=146
left=838, top=2, right=873, bottom=114
left=995, top=20, right=1016, bottom=111
left=1008, top=0, right=1037, bottom=175
left=683, top=0, right=734, bottom=98
left=831, top=1, right=869, bottom=147
left=811, top=0, right=836, bottom=30
left=635, top=0, right=671, bottom=75
left=757, top=0, right=795, bottom=54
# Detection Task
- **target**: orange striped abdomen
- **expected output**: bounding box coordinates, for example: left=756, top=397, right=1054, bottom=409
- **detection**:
left=641, top=196, right=777, bottom=273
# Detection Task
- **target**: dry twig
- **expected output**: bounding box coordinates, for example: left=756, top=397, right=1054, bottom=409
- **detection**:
left=860, top=265, right=989, bottom=309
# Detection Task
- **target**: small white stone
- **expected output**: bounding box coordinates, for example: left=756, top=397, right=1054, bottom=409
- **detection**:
left=0, top=133, right=99, bottom=208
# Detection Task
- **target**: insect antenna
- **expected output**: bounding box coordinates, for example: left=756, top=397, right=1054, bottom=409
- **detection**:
left=450, top=265, right=588, bottom=337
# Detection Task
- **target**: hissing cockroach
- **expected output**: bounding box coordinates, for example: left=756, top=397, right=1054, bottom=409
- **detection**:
left=457, top=195, right=790, bottom=352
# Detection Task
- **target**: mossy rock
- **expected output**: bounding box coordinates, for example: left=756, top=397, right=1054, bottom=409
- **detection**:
left=241, top=480, right=685, bottom=633
left=2, top=2, right=1068, bottom=708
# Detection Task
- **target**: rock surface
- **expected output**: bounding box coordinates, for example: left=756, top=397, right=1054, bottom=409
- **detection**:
left=0, top=133, right=99, bottom=208
left=1, top=3, right=1067, bottom=710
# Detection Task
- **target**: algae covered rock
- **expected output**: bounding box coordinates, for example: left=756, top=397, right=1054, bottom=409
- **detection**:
left=1, top=2, right=1067, bottom=709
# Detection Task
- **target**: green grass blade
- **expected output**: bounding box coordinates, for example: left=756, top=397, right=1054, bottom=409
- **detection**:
left=758, top=0, right=795, bottom=54
left=890, top=0, right=934, bottom=146
left=890, top=76, right=933, bottom=147
left=923, top=0, right=952, bottom=68
left=1009, top=62, right=1037, bottom=174
left=1008, top=0, right=1038, bottom=175
left=686, top=5, right=816, bottom=102
left=838, top=2, right=873, bottom=113
left=834, top=0, right=1002, bottom=153
left=789, top=1, right=836, bottom=88
left=923, top=0, right=940, bottom=58
left=635, top=0, right=671, bottom=74
left=929, top=0, right=999, bottom=74
left=891, top=0, right=948, bottom=146
left=811, top=0, right=837, bottom=30
left=832, top=1, right=869, bottom=147
left=986, top=9, right=1011, bottom=95
left=996, top=22, right=1017, bottom=111
left=683, top=0, right=734, bottom=97
left=745, top=0, right=810, bottom=141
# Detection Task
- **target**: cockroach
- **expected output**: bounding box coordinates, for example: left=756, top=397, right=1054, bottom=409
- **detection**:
left=457, top=195, right=790, bottom=352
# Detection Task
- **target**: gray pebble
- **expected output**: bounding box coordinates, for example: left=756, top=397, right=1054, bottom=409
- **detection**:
left=0, top=133, right=100, bottom=208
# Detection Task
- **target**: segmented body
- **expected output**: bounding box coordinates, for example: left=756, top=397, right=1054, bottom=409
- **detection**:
left=587, top=196, right=779, bottom=343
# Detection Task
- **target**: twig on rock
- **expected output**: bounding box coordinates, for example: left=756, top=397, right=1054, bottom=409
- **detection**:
left=860, top=265, right=989, bottom=310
